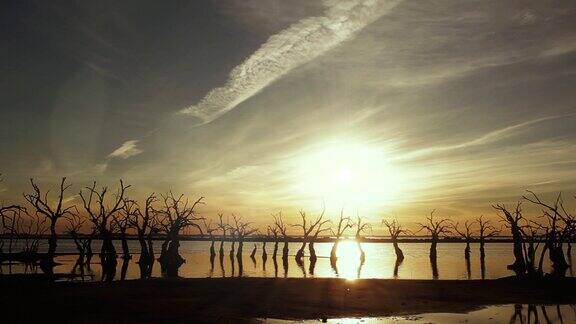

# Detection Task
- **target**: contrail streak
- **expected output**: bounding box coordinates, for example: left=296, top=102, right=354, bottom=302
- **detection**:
left=181, top=0, right=402, bottom=124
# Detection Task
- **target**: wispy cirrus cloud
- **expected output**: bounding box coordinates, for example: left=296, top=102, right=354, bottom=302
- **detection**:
left=180, top=0, right=402, bottom=124
left=397, top=114, right=574, bottom=161
left=108, top=140, right=143, bottom=159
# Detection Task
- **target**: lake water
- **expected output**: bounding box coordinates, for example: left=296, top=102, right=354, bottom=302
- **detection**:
left=265, top=304, right=576, bottom=323
left=1, top=239, right=574, bottom=281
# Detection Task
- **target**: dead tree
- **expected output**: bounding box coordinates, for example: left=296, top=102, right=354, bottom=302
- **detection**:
left=0, top=204, right=25, bottom=255
left=493, top=202, right=526, bottom=274
left=308, top=217, right=331, bottom=262
left=203, top=218, right=217, bottom=258
left=521, top=222, right=545, bottom=277
left=354, top=215, right=371, bottom=261
left=267, top=225, right=280, bottom=259
left=23, top=177, right=76, bottom=258
left=523, top=191, right=574, bottom=277
left=382, top=218, right=407, bottom=262
left=262, top=239, right=268, bottom=261
left=250, top=243, right=257, bottom=259
left=475, top=215, right=499, bottom=260
left=273, top=212, right=289, bottom=260
left=230, top=214, right=257, bottom=259
left=114, top=198, right=137, bottom=259
left=452, top=221, right=475, bottom=260
left=18, top=210, right=47, bottom=258
left=157, top=192, right=204, bottom=276
left=292, top=206, right=326, bottom=262
left=330, top=209, right=352, bottom=261
left=128, top=193, right=157, bottom=264
left=1, top=208, right=19, bottom=256
left=80, top=180, right=130, bottom=276
left=65, top=214, right=94, bottom=262
left=216, top=213, right=227, bottom=256
left=416, top=210, right=451, bottom=260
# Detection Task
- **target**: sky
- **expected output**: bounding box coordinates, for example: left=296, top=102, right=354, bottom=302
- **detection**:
left=1, top=0, right=576, bottom=232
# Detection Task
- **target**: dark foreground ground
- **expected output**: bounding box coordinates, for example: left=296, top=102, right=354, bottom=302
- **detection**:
left=1, top=276, right=576, bottom=323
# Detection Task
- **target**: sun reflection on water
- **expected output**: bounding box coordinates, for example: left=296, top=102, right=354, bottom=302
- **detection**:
left=335, top=239, right=363, bottom=281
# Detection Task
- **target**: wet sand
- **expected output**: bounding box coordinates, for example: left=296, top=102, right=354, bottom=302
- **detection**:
left=2, top=276, right=576, bottom=322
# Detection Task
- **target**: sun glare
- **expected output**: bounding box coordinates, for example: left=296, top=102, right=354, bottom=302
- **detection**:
left=294, top=141, right=405, bottom=211
left=335, top=239, right=362, bottom=280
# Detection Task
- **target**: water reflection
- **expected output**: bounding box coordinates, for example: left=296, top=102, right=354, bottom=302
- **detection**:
left=2, top=240, right=575, bottom=281
left=272, top=304, right=576, bottom=323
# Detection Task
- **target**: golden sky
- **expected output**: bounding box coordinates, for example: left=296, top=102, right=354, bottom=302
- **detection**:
left=1, top=0, right=575, bottom=232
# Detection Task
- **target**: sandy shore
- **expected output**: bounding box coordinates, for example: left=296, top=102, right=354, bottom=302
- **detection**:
left=2, top=276, right=576, bottom=322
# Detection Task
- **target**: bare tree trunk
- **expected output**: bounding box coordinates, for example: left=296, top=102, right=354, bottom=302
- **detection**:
left=392, top=240, right=404, bottom=262
left=430, top=239, right=438, bottom=260
left=209, top=240, right=215, bottom=257
left=147, top=235, right=155, bottom=260
left=464, top=241, right=471, bottom=260
left=163, top=239, right=185, bottom=277
left=549, top=243, right=568, bottom=277
left=236, top=240, right=244, bottom=259
left=296, top=242, right=306, bottom=261
left=273, top=241, right=279, bottom=259
left=219, top=239, right=225, bottom=256
left=48, top=220, right=57, bottom=257
left=120, top=231, right=130, bottom=259
left=330, top=241, right=339, bottom=260
left=510, top=224, right=526, bottom=274
left=308, top=241, right=317, bottom=262
left=137, top=231, right=149, bottom=263
left=282, top=240, right=289, bottom=260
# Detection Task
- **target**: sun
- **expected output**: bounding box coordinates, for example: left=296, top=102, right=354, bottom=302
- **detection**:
left=293, top=140, right=405, bottom=211
left=337, top=167, right=351, bottom=184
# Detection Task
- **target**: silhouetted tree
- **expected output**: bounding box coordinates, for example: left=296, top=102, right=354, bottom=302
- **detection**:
left=0, top=198, right=25, bottom=255
left=267, top=224, right=280, bottom=259
left=308, top=217, right=331, bottom=262
left=114, top=198, right=137, bottom=259
left=80, top=180, right=130, bottom=281
left=273, top=213, right=289, bottom=260
left=230, top=214, right=257, bottom=259
left=157, top=192, right=204, bottom=277
left=417, top=210, right=451, bottom=260
left=493, top=202, right=526, bottom=274
left=23, top=177, right=75, bottom=258
left=250, top=243, right=257, bottom=261
left=261, top=238, right=268, bottom=263
left=203, top=218, right=217, bottom=258
left=452, top=220, right=475, bottom=260
left=523, top=191, right=574, bottom=277
left=127, top=193, right=158, bottom=266
left=382, top=218, right=407, bottom=262
left=475, top=215, right=500, bottom=260
left=216, top=213, right=227, bottom=257
left=65, top=213, right=93, bottom=265
left=520, top=222, right=544, bottom=277
left=330, top=209, right=352, bottom=261
left=354, top=215, right=371, bottom=262
left=0, top=175, right=25, bottom=255
left=292, top=206, right=326, bottom=262
left=18, top=210, right=46, bottom=257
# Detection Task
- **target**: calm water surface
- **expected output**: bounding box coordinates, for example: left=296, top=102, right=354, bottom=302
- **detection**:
left=264, top=304, right=576, bottom=323
left=2, top=239, right=574, bottom=281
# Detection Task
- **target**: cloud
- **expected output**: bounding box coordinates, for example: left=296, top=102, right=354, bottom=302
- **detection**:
left=180, top=0, right=402, bottom=124
left=397, top=114, right=572, bottom=160
left=108, top=140, right=143, bottom=159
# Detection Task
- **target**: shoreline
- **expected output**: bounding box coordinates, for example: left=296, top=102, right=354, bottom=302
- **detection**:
left=2, top=276, right=576, bottom=322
